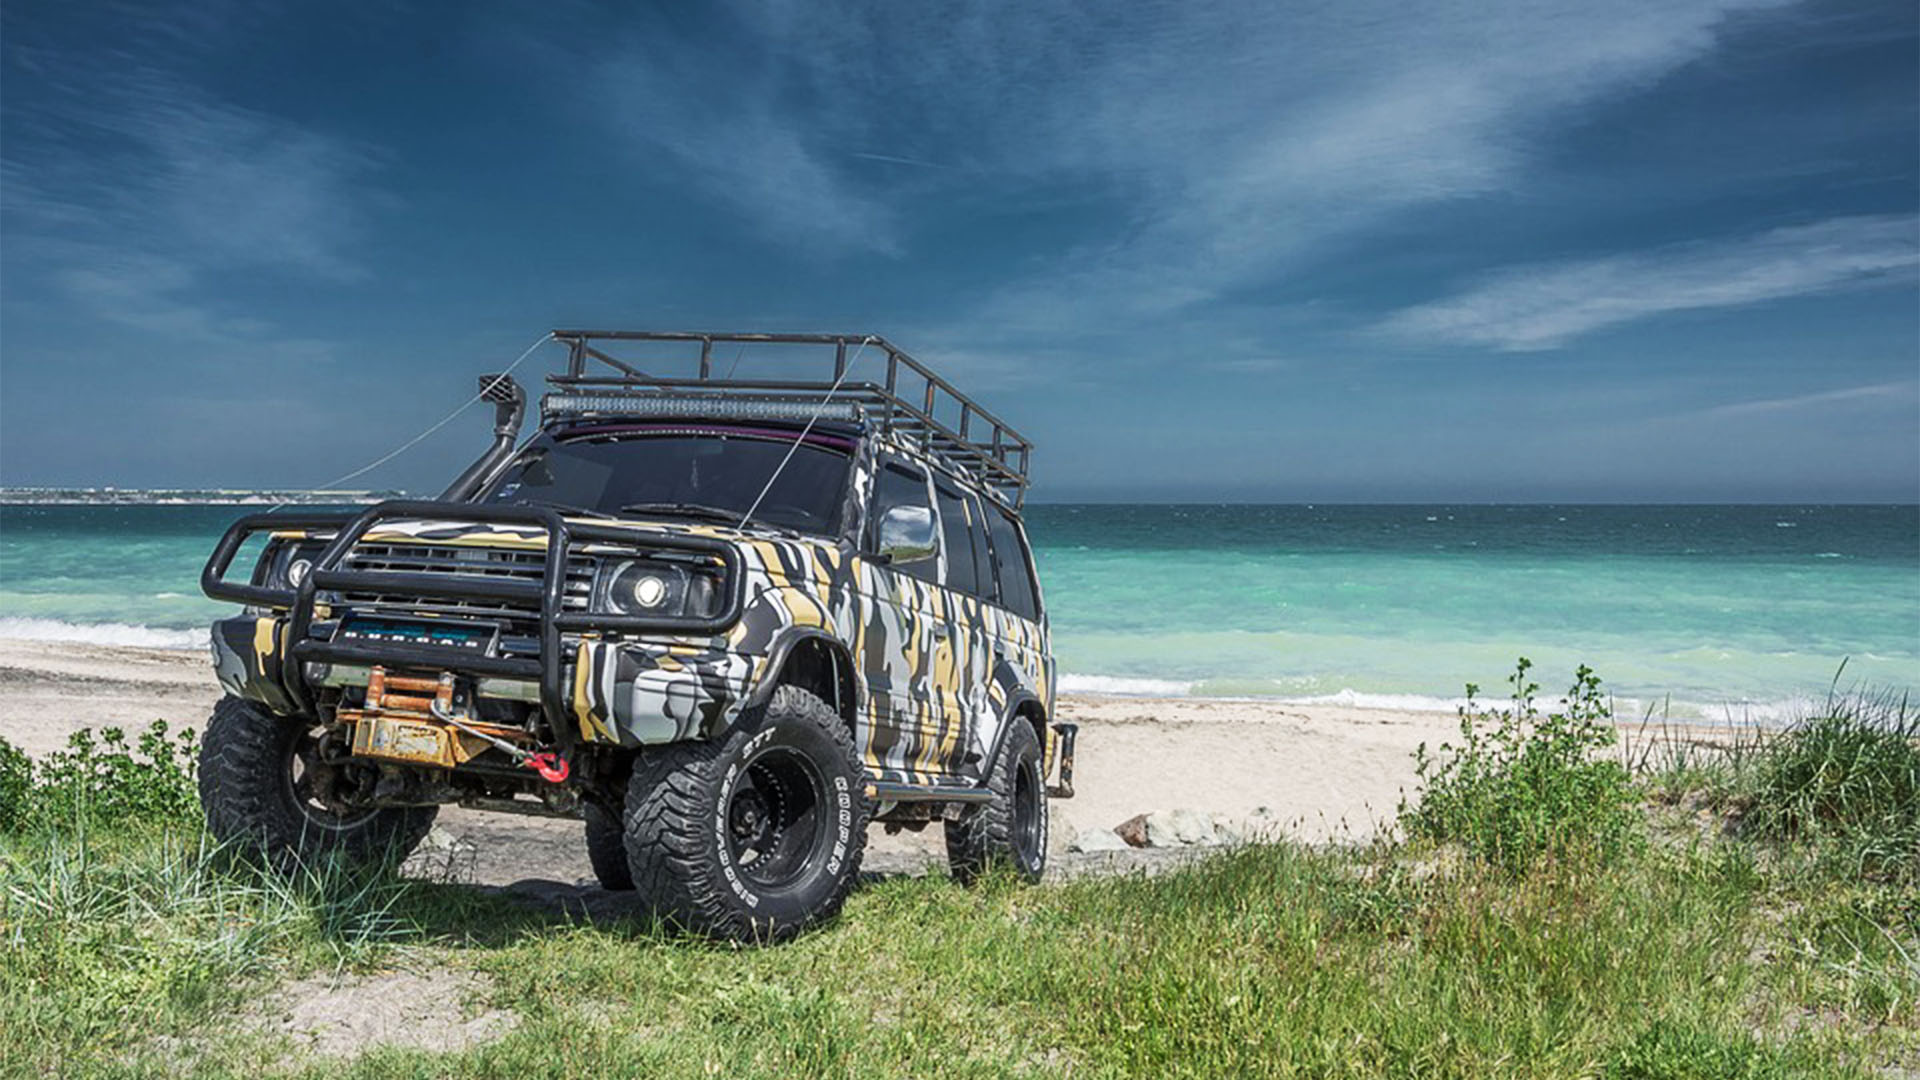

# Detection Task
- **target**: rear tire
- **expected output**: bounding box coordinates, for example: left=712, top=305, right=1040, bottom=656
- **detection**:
left=945, top=717, right=1047, bottom=884
left=198, top=695, right=436, bottom=873
left=622, top=685, right=867, bottom=943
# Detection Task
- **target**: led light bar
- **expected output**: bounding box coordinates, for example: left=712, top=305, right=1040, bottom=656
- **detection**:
left=542, top=394, right=862, bottom=423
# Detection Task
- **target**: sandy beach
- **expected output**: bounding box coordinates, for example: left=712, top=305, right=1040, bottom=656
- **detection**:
left=0, top=638, right=1514, bottom=883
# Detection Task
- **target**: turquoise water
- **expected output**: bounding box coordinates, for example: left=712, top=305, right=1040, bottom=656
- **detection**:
left=2, top=504, right=1915, bottom=716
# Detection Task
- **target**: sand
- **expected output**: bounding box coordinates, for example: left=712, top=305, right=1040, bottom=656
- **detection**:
left=0, top=638, right=1472, bottom=883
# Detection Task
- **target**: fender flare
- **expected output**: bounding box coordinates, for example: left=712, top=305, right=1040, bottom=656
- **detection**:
left=979, top=685, right=1047, bottom=778
left=744, top=627, right=861, bottom=722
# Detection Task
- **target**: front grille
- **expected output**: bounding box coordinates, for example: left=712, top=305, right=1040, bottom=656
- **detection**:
left=330, top=542, right=594, bottom=652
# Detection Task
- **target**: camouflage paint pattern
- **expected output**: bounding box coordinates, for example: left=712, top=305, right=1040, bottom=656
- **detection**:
left=215, top=430, right=1053, bottom=788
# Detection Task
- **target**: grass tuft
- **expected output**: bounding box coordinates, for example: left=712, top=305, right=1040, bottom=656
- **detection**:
left=1744, top=690, right=1919, bottom=885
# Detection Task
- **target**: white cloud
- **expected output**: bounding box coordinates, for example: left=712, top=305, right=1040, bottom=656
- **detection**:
left=568, top=0, right=1796, bottom=304
left=1380, top=215, right=1919, bottom=350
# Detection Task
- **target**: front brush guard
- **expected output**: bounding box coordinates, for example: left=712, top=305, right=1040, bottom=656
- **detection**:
left=203, top=499, right=746, bottom=757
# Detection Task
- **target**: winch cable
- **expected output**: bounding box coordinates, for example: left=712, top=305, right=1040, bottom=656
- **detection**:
left=266, top=331, right=554, bottom=513
left=739, top=335, right=877, bottom=530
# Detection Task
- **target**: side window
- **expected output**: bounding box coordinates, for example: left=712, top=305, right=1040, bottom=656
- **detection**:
left=986, top=505, right=1040, bottom=620
left=965, top=492, right=996, bottom=602
left=934, top=482, right=979, bottom=597
left=868, top=462, right=937, bottom=584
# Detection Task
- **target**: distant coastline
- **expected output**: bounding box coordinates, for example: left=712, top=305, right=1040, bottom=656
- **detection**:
left=0, top=488, right=402, bottom=506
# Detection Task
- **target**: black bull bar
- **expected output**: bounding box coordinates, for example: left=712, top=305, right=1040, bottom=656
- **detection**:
left=202, top=499, right=746, bottom=752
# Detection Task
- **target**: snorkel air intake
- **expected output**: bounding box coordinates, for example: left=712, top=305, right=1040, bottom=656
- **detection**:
left=440, top=373, right=526, bottom=501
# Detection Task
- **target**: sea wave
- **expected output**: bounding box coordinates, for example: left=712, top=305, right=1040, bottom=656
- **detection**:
left=1057, top=673, right=1197, bottom=696
left=1056, top=670, right=1818, bottom=725
left=0, top=617, right=204, bottom=650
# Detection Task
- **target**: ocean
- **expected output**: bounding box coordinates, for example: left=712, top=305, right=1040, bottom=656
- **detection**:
left=2, top=504, right=1915, bottom=719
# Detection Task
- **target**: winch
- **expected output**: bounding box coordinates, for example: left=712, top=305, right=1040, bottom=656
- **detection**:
left=341, top=667, right=568, bottom=781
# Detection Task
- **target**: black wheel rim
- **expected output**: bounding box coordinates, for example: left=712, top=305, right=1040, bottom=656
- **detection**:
left=725, top=747, right=827, bottom=889
left=1011, top=753, right=1043, bottom=865
left=282, top=723, right=378, bottom=831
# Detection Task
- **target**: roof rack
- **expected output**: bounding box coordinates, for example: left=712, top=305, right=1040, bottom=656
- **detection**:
left=545, top=330, right=1034, bottom=508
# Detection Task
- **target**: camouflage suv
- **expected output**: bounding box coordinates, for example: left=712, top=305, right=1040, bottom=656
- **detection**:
left=199, top=331, right=1073, bottom=941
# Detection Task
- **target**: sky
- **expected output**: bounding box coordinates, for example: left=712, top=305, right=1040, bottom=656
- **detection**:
left=1, top=0, right=1915, bottom=502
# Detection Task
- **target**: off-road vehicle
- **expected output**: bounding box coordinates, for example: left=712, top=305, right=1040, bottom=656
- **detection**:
left=199, top=330, right=1073, bottom=941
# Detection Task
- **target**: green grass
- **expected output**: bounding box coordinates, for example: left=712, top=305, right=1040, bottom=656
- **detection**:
left=1, top=822, right=1906, bottom=1078
left=1, top=682, right=1914, bottom=1078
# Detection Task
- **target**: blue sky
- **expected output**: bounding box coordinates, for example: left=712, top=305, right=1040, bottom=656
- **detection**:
left=2, top=0, right=1915, bottom=501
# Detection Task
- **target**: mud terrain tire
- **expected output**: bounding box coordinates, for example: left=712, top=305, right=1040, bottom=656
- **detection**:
left=199, top=696, right=436, bottom=872
left=945, top=717, right=1047, bottom=884
left=583, top=800, right=634, bottom=891
left=622, top=685, right=867, bottom=943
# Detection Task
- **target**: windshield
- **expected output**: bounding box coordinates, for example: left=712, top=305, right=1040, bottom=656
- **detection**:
left=482, top=424, right=854, bottom=535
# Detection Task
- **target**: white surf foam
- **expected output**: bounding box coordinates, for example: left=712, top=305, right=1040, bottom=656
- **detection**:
left=1057, top=673, right=1815, bottom=726
left=0, top=617, right=205, bottom=650
left=1057, top=673, right=1198, bottom=696
left=1276, top=688, right=1469, bottom=713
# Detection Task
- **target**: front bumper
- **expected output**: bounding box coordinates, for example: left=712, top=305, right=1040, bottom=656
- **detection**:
left=212, top=615, right=761, bottom=748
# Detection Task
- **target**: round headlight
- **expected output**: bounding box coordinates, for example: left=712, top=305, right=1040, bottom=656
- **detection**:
left=603, top=560, right=688, bottom=616
left=286, top=558, right=312, bottom=588
left=630, top=573, right=667, bottom=609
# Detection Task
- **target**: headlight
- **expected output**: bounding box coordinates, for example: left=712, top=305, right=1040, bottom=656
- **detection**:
left=596, top=558, right=722, bottom=618
left=256, top=540, right=325, bottom=592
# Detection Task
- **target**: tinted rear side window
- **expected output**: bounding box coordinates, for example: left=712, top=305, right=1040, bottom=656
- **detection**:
left=934, top=483, right=979, bottom=597
left=965, top=492, right=996, bottom=602
left=986, top=506, right=1040, bottom=620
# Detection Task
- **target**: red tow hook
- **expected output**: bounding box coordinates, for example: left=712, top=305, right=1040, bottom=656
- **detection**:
left=525, top=753, right=570, bottom=783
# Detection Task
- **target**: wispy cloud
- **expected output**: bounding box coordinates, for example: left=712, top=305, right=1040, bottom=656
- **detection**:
left=3, top=70, right=379, bottom=352
left=556, top=0, right=1798, bottom=310
left=591, top=47, right=897, bottom=255
left=1379, top=215, right=1919, bottom=350
left=1691, top=379, right=1918, bottom=420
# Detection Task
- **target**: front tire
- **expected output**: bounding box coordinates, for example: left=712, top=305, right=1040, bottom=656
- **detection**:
left=584, top=800, right=635, bottom=891
left=622, top=685, right=867, bottom=943
left=945, top=718, right=1048, bottom=884
left=198, top=696, right=436, bottom=872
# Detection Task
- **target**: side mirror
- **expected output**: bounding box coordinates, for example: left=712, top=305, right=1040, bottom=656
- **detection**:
left=877, top=506, right=937, bottom=565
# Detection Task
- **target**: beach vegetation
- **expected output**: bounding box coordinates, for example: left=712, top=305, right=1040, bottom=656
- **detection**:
left=0, top=738, right=29, bottom=833
left=1635, top=686, right=1920, bottom=887
left=1742, top=691, right=1919, bottom=885
left=1399, top=658, right=1639, bottom=872
left=0, top=720, right=198, bottom=832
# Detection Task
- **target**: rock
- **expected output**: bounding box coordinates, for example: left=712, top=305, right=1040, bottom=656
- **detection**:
left=1070, top=828, right=1132, bottom=853
left=1153, top=807, right=1219, bottom=846
left=415, top=825, right=470, bottom=854
left=402, top=826, right=478, bottom=883
left=1113, top=808, right=1220, bottom=848
left=1212, top=814, right=1249, bottom=846
left=1216, top=806, right=1285, bottom=846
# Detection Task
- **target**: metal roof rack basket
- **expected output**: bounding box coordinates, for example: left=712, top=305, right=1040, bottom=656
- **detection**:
left=544, top=330, right=1034, bottom=507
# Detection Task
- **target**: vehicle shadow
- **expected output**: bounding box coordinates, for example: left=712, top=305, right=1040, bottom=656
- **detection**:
left=363, top=851, right=941, bottom=948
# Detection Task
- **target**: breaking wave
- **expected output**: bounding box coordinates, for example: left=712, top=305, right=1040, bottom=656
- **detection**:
left=0, top=617, right=204, bottom=650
